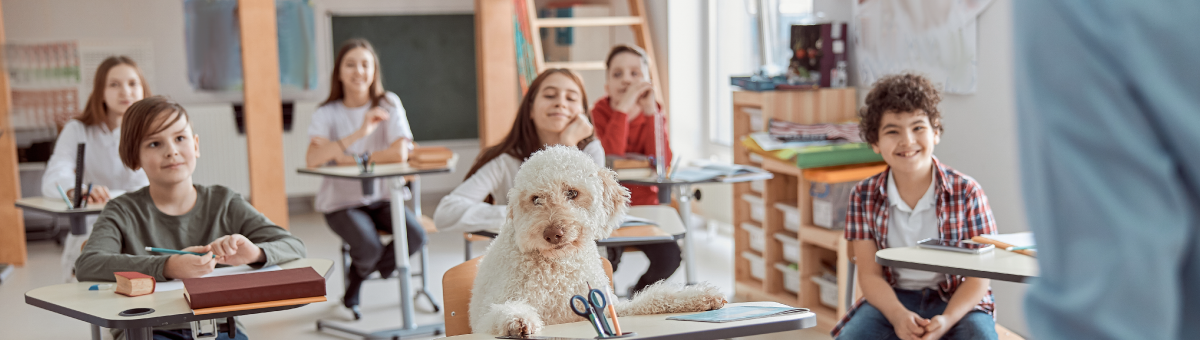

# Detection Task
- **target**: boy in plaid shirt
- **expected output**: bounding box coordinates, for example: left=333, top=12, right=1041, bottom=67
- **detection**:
left=832, top=74, right=998, bottom=340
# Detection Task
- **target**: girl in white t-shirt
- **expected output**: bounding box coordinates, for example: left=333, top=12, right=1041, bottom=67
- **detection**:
left=305, top=39, right=426, bottom=319
left=42, top=56, right=151, bottom=282
left=434, top=69, right=600, bottom=234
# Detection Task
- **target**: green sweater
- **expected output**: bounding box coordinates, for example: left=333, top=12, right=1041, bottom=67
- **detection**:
left=76, top=184, right=307, bottom=339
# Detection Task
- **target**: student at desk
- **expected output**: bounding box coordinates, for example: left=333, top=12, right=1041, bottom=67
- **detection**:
left=833, top=74, right=998, bottom=340
left=590, top=45, right=681, bottom=296
left=303, top=39, right=427, bottom=319
left=42, top=56, right=152, bottom=282
left=77, top=97, right=306, bottom=340
left=435, top=69, right=600, bottom=232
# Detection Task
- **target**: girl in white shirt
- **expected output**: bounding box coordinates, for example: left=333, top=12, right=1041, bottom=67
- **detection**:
left=42, top=56, right=151, bottom=282
left=305, top=39, right=425, bottom=319
left=435, top=69, right=600, bottom=234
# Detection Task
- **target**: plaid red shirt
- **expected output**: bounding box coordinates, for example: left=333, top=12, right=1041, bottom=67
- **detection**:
left=831, top=157, right=997, bottom=337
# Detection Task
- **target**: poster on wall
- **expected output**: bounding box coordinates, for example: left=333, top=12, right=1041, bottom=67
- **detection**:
left=183, top=0, right=318, bottom=92
left=853, top=0, right=993, bottom=94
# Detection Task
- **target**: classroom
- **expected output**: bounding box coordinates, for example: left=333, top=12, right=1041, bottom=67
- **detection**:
left=1, top=0, right=1193, bottom=339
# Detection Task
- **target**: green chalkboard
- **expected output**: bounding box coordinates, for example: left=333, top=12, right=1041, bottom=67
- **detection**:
left=331, top=15, right=478, bottom=141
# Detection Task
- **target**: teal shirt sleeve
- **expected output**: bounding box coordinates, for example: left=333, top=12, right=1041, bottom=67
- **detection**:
left=75, top=199, right=173, bottom=282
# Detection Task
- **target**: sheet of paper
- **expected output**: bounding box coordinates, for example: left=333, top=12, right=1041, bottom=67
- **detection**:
left=155, top=265, right=282, bottom=292
left=620, top=215, right=658, bottom=228
left=983, top=232, right=1035, bottom=248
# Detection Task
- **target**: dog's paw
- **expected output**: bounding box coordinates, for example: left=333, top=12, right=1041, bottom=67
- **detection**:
left=676, top=282, right=727, bottom=311
left=501, top=316, right=537, bottom=337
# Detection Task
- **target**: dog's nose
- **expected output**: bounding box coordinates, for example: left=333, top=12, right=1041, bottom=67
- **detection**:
left=543, top=226, right=565, bottom=244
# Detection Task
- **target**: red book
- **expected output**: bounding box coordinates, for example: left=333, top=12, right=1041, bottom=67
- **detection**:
left=114, top=272, right=155, bottom=297
left=181, top=268, right=325, bottom=310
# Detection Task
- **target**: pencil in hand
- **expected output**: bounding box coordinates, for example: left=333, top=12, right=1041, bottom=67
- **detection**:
left=144, top=247, right=217, bottom=258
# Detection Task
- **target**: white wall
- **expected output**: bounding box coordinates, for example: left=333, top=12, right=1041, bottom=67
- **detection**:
left=925, top=1, right=1028, bottom=336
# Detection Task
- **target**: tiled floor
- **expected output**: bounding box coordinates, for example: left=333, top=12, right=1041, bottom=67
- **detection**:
left=0, top=200, right=830, bottom=340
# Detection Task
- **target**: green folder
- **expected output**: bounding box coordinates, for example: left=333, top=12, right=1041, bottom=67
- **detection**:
left=781, top=143, right=884, bottom=169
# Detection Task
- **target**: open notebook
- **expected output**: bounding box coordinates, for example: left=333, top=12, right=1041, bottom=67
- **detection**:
left=667, top=306, right=810, bottom=323
left=669, top=162, right=773, bottom=183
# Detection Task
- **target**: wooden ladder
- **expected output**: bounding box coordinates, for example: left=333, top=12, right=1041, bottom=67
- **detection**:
left=521, top=0, right=666, bottom=108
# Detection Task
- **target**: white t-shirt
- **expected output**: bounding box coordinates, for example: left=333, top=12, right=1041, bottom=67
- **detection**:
left=307, top=92, right=413, bottom=213
left=433, top=140, right=605, bottom=233
left=885, top=170, right=944, bottom=290
left=41, top=119, right=148, bottom=199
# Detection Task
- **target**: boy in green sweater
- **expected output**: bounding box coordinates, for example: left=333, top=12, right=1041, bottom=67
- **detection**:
left=76, top=96, right=306, bottom=340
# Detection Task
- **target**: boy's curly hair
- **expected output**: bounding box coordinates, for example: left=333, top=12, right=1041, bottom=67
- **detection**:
left=858, top=73, right=943, bottom=145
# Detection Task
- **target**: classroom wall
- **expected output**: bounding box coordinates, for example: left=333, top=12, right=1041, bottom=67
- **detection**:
left=3, top=0, right=664, bottom=201
left=928, top=1, right=1028, bottom=336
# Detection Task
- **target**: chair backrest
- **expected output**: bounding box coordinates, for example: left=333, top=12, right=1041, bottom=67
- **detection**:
left=442, top=256, right=614, bottom=336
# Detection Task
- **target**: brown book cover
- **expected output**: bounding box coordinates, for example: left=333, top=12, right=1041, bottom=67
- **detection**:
left=409, top=160, right=449, bottom=169
left=412, top=146, right=453, bottom=162
left=182, top=267, right=325, bottom=310
left=114, top=272, right=155, bottom=297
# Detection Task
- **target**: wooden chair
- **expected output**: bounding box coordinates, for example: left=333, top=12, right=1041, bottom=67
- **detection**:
left=442, top=256, right=615, bottom=336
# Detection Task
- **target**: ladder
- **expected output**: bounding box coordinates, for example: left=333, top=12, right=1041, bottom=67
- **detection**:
left=521, top=0, right=667, bottom=108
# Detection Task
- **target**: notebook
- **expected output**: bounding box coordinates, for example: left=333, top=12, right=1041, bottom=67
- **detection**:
left=666, top=306, right=809, bottom=323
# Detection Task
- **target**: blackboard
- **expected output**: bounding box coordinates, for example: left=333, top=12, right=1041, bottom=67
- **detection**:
left=331, top=15, right=478, bottom=141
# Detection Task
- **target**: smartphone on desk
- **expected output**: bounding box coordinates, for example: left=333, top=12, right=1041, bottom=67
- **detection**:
left=917, top=238, right=994, bottom=254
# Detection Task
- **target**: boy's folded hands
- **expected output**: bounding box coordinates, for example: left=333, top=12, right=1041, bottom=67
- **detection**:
left=207, top=234, right=265, bottom=267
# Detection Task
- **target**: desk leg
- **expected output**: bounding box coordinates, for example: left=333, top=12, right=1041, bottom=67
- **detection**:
left=677, top=184, right=696, bottom=285
left=70, top=215, right=87, bottom=236
left=91, top=324, right=100, bottom=340
left=390, top=178, right=417, bottom=331
left=124, top=327, right=152, bottom=340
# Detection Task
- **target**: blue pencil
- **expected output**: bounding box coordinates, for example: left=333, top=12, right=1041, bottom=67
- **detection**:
left=144, top=247, right=216, bottom=258
left=83, top=183, right=93, bottom=208
left=55, top=183, right=74, bottom=209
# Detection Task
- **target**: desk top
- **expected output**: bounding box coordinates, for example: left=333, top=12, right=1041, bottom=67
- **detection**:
left=25, top=258, right=333, bottom=329
left=473, top=206, right=687, bottom=248
left=15, top=196, right=106, bottom=216
left=876, top=247, right=1038, bottom=283
left=444, top=302, right=814, bottom=340
left=296, top=155, right=458, bottom=179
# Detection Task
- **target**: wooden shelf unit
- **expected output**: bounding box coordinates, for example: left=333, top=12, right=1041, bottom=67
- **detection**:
left=731, top=88, right=860, bottom=332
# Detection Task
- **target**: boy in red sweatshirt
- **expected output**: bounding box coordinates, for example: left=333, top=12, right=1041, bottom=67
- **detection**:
left=591, top=44, right=681, bottom=296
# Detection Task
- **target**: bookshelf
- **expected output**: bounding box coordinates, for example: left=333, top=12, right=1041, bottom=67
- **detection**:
left=731, top=88, right=866, bottom=331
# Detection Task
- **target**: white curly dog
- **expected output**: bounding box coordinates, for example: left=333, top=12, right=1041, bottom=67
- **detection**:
left=469, top=145, right=727, bottom=337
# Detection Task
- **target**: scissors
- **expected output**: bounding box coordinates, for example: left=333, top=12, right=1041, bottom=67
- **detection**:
left=570, top=283, right=614, bottom=337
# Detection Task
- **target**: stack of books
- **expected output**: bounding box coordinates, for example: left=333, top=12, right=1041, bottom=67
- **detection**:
left=409, top=146, right=454, bottom=169
left=182, top=267, right=326, bottom=315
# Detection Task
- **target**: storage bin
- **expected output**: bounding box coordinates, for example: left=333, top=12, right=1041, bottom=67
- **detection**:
left=741, top=223, right=765, bottom=253
left=774, top=233, right=800, bottom=263
left=775, top=262, right=800, bottom=294
left=810, top=182, right=855, bottom=229
left=742, top=194, right=765, bottom=223
left=742, top=251, right=765, bottom=280
left=810, top=275, right=839, bottom=308
left=804, top=164, right=887, bottom=230
left=750, top=180, right=765, bottom=194
left=773, top=203, right=801, bottom=233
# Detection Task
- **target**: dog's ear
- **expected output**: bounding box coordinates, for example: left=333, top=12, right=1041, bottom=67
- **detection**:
left=596, top=167, right=630, bottom=237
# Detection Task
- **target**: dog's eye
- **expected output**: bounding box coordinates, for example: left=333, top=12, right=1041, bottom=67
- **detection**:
left=531, top=195, right=542, bottom=205
left=566, top=189, right=578, bottom=200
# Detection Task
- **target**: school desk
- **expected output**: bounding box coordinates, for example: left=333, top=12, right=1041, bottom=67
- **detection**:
left=876, top=246, right=1039, bottom=283
left=15, top=196, right=106, bottom=236
left=466, top=204, right=688, bottom=257
left=443, top=301, right=815, bottom=340
left=297, top=155, right=457, bottom=339
left=618, top=166, right=773, bottom=285
left=24, top=258, right=333, bottom=340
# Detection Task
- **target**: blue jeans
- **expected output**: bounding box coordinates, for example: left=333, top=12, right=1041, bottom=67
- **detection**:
left=836, top=288, right=996, bottom=340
